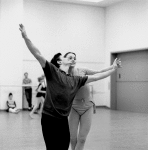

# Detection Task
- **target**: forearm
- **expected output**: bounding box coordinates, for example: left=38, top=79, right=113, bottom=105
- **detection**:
left=23, top=34, right=41, bottom=60
left=38, top=90, right=46, bottom=93
left=86, top=65, right=114, bottom=75
left=86, top=68, right=116, bottom=84
left=98, top=65, right=113, bottom=73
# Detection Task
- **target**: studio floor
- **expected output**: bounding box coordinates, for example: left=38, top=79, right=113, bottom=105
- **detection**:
left=0, top=107, right=148, bottom=150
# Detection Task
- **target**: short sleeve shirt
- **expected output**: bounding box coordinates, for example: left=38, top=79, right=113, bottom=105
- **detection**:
left=42, top=61, right=88, bottom=119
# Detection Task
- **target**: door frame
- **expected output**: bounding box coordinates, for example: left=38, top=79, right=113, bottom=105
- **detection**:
left=110, top=48, right=147, bottom=110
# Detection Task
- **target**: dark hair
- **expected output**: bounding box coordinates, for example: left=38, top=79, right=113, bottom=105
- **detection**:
left=9, top=93, right=13, bottom=97
left=38, top=76, right=43, bottom=82
left=64, top=52, right=76, bottom=58
left=24, top=72, right=28, bottom=75
left=50, top=53, right=62, bottom=68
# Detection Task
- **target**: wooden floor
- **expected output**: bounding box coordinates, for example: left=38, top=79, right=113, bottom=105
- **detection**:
left=0, top=108, right=148, bottom=150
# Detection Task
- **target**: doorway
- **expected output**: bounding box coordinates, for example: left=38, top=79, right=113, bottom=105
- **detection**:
left=111, top=50, right=148, bottom=113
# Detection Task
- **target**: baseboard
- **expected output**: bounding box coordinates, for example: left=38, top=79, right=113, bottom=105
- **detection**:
left=96, top=106, right=110, bottom=109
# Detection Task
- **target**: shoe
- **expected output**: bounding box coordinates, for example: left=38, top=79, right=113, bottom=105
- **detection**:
left=28, top=107, right=32, bottom=111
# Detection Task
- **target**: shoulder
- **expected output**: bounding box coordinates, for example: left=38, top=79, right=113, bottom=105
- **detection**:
left=23, top=78, right=26, bottom=83
left=42, top=61, right=59, bottom=79
left=43, top=60, right=57, bottom=70
left=76, top=67, right=87, bottom=75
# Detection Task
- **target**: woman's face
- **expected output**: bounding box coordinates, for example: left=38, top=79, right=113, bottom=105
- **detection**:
left=61, top=53, right=76, bottom=67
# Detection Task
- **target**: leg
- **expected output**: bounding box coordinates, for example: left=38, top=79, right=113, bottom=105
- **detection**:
left=41, top=113, right=70, bottom=150
left=9, top=108, right=15, bottom=113
left=28, top=88, right=32, bottom=108
left=9, top=108, right=20, bottom=114
left=30, top=97, right=41, bottom=118
left=38, top=97, right=44, bottom=116
left=25, top=88, right=32, bottom=109
left=75, top=106, right=93, bottom=150
left=69, top=108, right=80, bottom=150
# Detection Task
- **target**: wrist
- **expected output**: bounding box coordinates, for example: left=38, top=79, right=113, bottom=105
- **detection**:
left=112, top=65, right=114, bottom=69
left=113, top=64, right=117, bottom=70
left=22, top=32, right=27, bottom=38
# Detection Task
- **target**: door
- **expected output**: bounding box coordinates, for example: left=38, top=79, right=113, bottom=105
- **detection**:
left=116, top=50, right=148, bottom=113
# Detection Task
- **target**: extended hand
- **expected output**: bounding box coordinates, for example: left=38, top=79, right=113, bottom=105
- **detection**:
left=116, top=58, right=122, bottom=68
left=113, top=58, right=122, bottom=69
left=19, top=24, right=27, bottom=38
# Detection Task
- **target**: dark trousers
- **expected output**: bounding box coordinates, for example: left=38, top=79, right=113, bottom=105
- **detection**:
left=41, top=113, right=70, bottom=150
left=25, top=88, right=32, bottom=108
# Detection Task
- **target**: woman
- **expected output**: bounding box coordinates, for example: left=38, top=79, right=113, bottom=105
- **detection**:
left=30, top=76, right=46, bottom=118
left=66, top=52, right=121, bottom=150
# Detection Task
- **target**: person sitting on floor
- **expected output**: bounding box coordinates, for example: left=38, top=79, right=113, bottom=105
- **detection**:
left=7, top=93, right=20, bottom=114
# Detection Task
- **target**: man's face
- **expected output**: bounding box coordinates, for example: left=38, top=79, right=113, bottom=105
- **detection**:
left=60, top=53, right=76, bottom=66
left=24, top=73, right=28, bottom=78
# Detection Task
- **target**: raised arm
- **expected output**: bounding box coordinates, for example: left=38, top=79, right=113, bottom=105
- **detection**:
left=19, top=24, right=46, bottom=68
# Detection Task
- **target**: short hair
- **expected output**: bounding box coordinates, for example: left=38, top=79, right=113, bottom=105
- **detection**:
left=63, top=52, right=76, bottom=58
left=24, top=72, right=28, bottom=75
left=9, top=93, right=13, bottom=97
left=50, top=53, right=62, bottom=68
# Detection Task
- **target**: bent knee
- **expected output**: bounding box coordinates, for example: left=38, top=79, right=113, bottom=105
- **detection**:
left=70, top=136, right=77, bottom=142
left=78, top=137, right=86, bottom=144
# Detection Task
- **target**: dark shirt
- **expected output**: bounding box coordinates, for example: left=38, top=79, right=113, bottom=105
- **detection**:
left=42, top=61, right=88, bottom=119
left=36, top=83, right=46, bottom=98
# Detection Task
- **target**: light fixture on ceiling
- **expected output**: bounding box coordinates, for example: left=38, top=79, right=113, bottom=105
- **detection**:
left=80, top=0, right=104, bottom=3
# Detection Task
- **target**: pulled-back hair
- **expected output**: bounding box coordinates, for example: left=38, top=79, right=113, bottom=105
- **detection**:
left=63, top=52, right=76, bottom=58
left=50, top=53, right=62, bottom=68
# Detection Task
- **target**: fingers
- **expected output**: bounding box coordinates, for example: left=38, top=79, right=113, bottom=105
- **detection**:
left=19, top=24, right=23, bottom=27
left=116, top=58, right=122, bottom=68
left=19, top=24, right=24, bottom=30
left=19, top=24, right=22, bottom=28
left=114, top=58, right=117, bottom=62
left=113, top=58, right=122, bottom=68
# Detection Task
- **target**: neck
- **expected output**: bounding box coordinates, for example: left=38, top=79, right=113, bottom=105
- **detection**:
left=68, top=66, right=74, bottom=75
left=59, top=65, right=69, bottom=74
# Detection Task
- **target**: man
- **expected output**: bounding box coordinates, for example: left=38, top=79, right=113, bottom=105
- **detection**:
left=50, top=52, right=121, bottom=150
left=19, top=24, right=121, bottom=150
left=23, top=72, right=32, bottom=110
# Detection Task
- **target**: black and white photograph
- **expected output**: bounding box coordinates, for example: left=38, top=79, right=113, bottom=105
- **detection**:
left=0, top=0, right=148, bottom=150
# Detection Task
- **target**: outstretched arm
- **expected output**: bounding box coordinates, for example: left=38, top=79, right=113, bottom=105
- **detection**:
left=85, top=60, right=120, bottom=84
left=19, top=24, right=46, bottom=68
left=85, top=68, right=116, bottom=84
left=85, top=58, right=121, bottom=75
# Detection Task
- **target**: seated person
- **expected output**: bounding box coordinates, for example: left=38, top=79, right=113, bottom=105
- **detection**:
left=7, top=93, right=20, bottom=113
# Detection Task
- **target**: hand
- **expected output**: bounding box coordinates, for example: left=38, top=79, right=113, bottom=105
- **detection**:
left=116, top=58, right=122, bottom=68
left=19, top=24, right=27, bottom=38
left=113, top=58, right=122, bottom=69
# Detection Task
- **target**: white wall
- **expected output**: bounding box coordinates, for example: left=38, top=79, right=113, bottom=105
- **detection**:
left=0, top=0, right=106, bottom=109
left=23, top=0, right=106, bottom=106
left=0, top=0, right=23, bottom=109
left=105, top=0, right=148, bottom=107
left=23, top=0, right=105, bottom=62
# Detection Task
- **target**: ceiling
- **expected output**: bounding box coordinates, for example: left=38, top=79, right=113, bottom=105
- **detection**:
left=51, top=0, right=126, bottom=7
